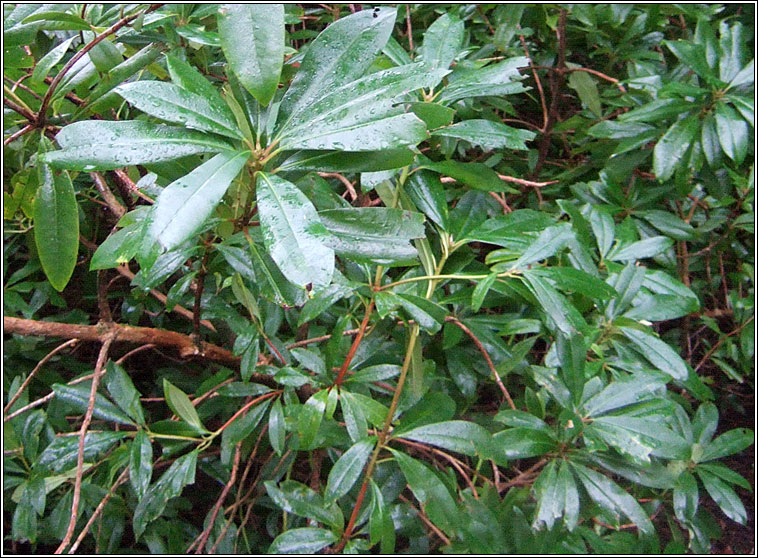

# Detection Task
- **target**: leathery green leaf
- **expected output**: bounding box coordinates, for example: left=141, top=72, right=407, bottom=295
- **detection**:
left=130, top=430, right=153, bottom=500
left=218, top=4, right=284, bottom=106
left=43, top=121, right=234, bottom=171
left=264, top=480, right=343, bottom=530
left=34, top=141, right=78, bottom=292
left=533, top=460, right=580, bottom=531
left=277, top=7, right=396, bottom=132
left=36, top=431, right=127, bottom=472
left=431, top=119, right=535, bottom=151
left=420, top=12, right=464, bottom=70
left=133, top=450, right=198, bottom=539
left=115, top=81, right=242, bottom=139
left=406, top=169, right=449, bottom=230
left=570, top=462, right=654, bottom=535
left=493, top=427, right=557, bottom=459
left=256, top=172, right=334, bottom=290
left=147, top=151, right=249, bottom=251
left=268, top=527, right=338, bottom=554
left=318, top=207, right=425, bottom=266
left=390, top=448, right=458, bottom=536
left=698, top=469, right=747, bottom=525
left=653, top=115, right=699, bottom=181
left=619, top=326, right=689, bottom=380
left=163, top=379, right=206, bottom=432
left=52, top=383, right=135, bottom=426
left=268, top=397, right=286, bottom=456
left=104, top=360, right=145, bottom=426
left=397, top=420, right=491, bottom=458
left=325, top=436, right=376, bottom=503
left=715, top=102, right=748, bottom=164
left=298, top=390, right=328, bottom=449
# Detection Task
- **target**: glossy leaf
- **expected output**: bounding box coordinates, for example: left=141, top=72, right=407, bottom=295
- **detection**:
left=147, top=151, right=248, bottom=251
left=115, top=81, right=242, bottom=139
left=570, top=462, right=653, bottom=535
left=590, top=416, right=690, bottom=461
left=218, top=4, right=284, bottom=106
left=406, top=169, right=449, bottom=230
left=221, top=400, right=270, bottom=465
left=318, top=207, right=425, bottom=265
left=390, top=449, right=458, bottom=536
left=163, top=379, right=206, bottom=432
left=529, top=267, right=618, bottom=300
left=715, top=102, right=748, bottom=164
left=511, top=223, right=574, bottom=270
left=421, top=159, right=517, bottom=193
left=34, top=143, right=78, bottom=292
left=653, top=115, right=699, bottom=181
left=52, top=383, right=135, bottom=426
left=583, top=372, right=668, bottom=416
left=264, top=480, right=343, bottom=529
left=397, top=420, right=491, bottom=458
left=277, top=7, right=397, bottom=131
left=493, top=427, right=557, bottom=459
left=133, top=450, right=198, bottom=539
left=130, top=429, right=153, bottom=500
left=607, top=236, right=673, bottom=261
left=698, top=469, right=747, bottom=525
left=36, top=431, right=127, bottom=472
left=30, top=36, right=75, bottom=84
left=522, top=271, right=587, bottom=335
left=439, top=56, right=529, bottom=104
left=619, top=326, right=689, bottom=381
left=325, top=436, right=375, bottom=503
left=43, top=121, right=234, bottom=171
left=298, top=390, right=328, bottom=449
left=533, top=460, right=579, bottom=531
left=268, top=528, right=338, bottom=554
left=420, top=12, right=464, bottom=70
left=104, top=361, right=145, bottom=426
left=431, top=119, right=535, bottom=151
left=256, top=172, right=334, bottom=289
left=700, top=428, right=754, bottom=462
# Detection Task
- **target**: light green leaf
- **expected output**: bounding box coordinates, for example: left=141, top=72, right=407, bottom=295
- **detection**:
left=700, top=428, right=754, bottom=462
left=567, top=67, right=602, bottom=117
left=257, top=172, right=334, bottom=289
left=218, top=4, right=284, bottom=106
left=30, top=36, right=75, bottom=84
left=147, top=151, right=249, bottom=251
left=163, top=379, right=206, bottom=432
left=582, top=372, right=668, bottom=416
left=511, top=223, right=573, bottom=270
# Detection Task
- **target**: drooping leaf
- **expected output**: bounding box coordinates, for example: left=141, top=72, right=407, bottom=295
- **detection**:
left=34, top=141, right=78, bottom=291
left=698, top=469, right=747, bottom=525
left=256, top=172, right=334, bottom=289
left=217, top=4, right=284, bottom=106
left=533, top=460, right=580, bottom=531
left=133, top=450, right=198, bottom=539
left=130, top=429, right=153, bottom=500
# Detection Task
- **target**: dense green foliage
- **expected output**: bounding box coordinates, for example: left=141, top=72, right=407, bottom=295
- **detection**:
left=3, top=4, right=754, bottom=554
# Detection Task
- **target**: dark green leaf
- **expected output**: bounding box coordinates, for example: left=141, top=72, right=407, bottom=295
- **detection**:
left=265, top=479, right=343, bottom=529
left=318, top=207, right=425, bottom=265
left=420, top=12, right=464, bottom=70
left=268, top=527, right=338, bottom=554
left=269, top=397, right=286, bottom=456
left=133, top=450, right=198, bottom=539
left=572, top=463, right=654, bottom=535
left=619, top=326, right=689, bottom=381
left=52, top=383, right=135, bottom=426
left=395, top=293, right=447, bottom=334
left=439, top=56, right=529, bottom=104
left=34, top=139, right=78, bottom=292
left=36, top=431, right=127, bottom=472
left=398, top=420, right=492, bottom=458
left=406, top=169, right=449, bottom=230
left=104, top=361, right=145, bottom=426
left=471, top=272, right=498, bottom=312
left=522, top=271, right=587, bottom=335
left=530, top=267, right=618, bottom=300
left=700, top=428, right=754, bottom=462
left=653, top=115, right=699, bottom=181
left=673, top=471, right=698, bottom=522
left=325, top=436, right=375, bottom=503
left=583, top=371, right=668, bottom=416
left=298, top=390, right=328, bottom=449
left=421, top=159, right=516, bottom=193
left=698, top=469, right=747, bottom=525
left=130, top=429, right=153, bottom=500
left=607, top=236, right=674, bottom=261
left=221, top=400, right=270, bottom=465
left=533, top=460, right=579, bottom=531
left=715, top=102, right=748, bottom=164
left=511, top=223, right=574, bottom=270
left=218, top=4, right=284, bottom=106
left=493, top=427, right=557, bottom=459
left=431, top=119, right=535, bottom=151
